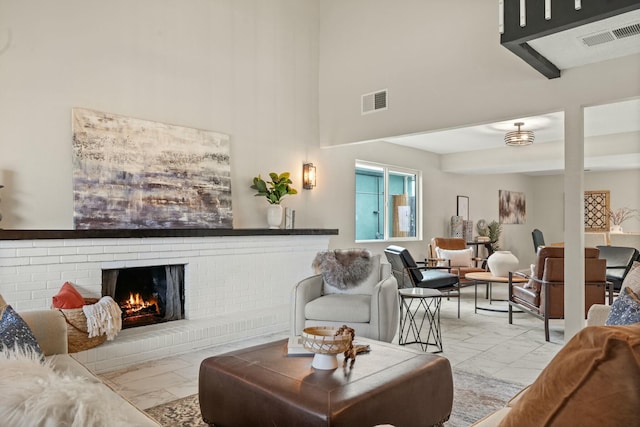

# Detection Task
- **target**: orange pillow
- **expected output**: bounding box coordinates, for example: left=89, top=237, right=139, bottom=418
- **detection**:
left=52, top=282, right=85, bottom=309
left=498, top=324, right=640, bottom=427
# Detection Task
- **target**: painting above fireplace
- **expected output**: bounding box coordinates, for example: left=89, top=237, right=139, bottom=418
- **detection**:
left=72, top=108, right=232, bottom=229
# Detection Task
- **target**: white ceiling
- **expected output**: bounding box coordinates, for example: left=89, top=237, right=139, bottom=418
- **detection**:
left=380, top=7, right=640, bottom=176
left=528, top=8, right=640, bottom=70
left=383, top=98, right=640, bottom=175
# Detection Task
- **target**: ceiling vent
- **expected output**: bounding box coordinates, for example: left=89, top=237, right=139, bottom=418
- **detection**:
left=581, top=21, right=640, bottom=47
left=362, top=89, right=388, bottom=115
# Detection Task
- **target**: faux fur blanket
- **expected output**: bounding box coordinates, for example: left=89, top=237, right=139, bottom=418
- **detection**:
left=312, top=249, right=374, bottom=289
left=83, top=296, right=122, bottom=341
left=0, top=347, right=131, bottom=427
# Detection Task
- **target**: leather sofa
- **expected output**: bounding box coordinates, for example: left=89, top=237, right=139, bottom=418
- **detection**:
left=476, top=260, right=640, bottom=426
left=6, top=308, right=161, bottom=426
left=472, top=312, right=639, bottom=427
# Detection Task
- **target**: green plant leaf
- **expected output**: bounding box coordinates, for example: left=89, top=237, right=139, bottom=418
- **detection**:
left=250, top=171, right=297, bottom=204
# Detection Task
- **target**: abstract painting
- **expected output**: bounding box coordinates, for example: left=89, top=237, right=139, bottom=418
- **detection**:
left=499, top=190, right=525, bottom=224
left=72, top=108, right=232, bottom=229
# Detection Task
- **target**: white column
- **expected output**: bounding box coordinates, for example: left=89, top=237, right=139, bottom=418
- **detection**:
left=564, top=105, right=585, bottom=341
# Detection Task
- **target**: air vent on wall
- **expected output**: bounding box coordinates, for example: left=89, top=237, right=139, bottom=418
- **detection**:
left=361, top=89, right=388, bottom=115
left=581, top=21, right=640, bottom=47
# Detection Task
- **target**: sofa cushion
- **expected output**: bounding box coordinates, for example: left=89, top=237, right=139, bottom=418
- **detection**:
left=305, top=294, right=371, bottom=323
left=620, top=261, right=640, bottom=294
left=498, top=323, right=640, bottom=427
left=0, top=305, right=43, bottom=358
left=605, top=287, right=640, bottom=326
left=436, top=247, right=473, bottom=268
left=511, top=284, right=540, bottom=308
left=52, top=281, right=85, bottom=309
left=0, top=295, right=6, bottom=309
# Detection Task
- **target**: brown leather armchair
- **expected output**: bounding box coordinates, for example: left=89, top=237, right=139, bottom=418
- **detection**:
left=507, top=246, right=610, bottom=341
left=428, top=237, right=487, bottom=287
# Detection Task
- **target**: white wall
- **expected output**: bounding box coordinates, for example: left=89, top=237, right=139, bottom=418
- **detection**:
left=318, top=0, right=640, bottom=146
left=0, top=0, right=319, bottom=229
left=531, top=169, right=640, bottom=246
left=1, top=0, right=638, bottom=270
left=312, top=140, right=538, bottom=266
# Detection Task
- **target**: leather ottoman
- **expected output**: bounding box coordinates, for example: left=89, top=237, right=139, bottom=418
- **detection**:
left=199, top=338, right=453, bottom=427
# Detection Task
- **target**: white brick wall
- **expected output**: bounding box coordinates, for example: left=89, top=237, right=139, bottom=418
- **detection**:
left=0, top=234, right=330, bottom=372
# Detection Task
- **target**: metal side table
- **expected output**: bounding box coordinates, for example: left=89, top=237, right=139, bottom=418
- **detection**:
left=398, top=287, right=443, bottom=353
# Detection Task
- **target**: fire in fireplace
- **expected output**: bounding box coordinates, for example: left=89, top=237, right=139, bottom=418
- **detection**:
left=102, top=264, right=185, bottom=329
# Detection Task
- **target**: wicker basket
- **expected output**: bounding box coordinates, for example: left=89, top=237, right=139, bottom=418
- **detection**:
left=301, top=326, right=352, bottom=355
left=58, top=298, right=107, bottom=353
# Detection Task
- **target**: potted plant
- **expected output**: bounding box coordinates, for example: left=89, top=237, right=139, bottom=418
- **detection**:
left=250, top=172, right=297, bottom=229
left=477, top=219, right=502, bottom=251
left=487, top=220, right=502, bottom=251
left=608, top=207, right=639, bottom=233
left=250, top=172, right=297, bottom=204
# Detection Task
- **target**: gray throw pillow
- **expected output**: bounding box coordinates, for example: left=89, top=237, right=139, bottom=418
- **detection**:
left=605, top=287, right=640, bottom=326
left=0, top=305, right=44, bottom=358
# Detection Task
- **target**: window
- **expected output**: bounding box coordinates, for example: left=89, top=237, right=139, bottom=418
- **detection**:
left=355, top=160, right=420, bottom=242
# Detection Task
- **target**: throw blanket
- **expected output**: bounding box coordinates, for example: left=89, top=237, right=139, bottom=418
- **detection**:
left=312, top=249, right=374, bottom=289
left=0, top=347, right=131, bottom=427
left=83, top=296, right=122, bottom=341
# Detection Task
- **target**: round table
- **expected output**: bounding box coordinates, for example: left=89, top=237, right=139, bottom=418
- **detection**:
left=465, top=271, right=527, bottom=313
left=398, top=287, right=443, bottom=353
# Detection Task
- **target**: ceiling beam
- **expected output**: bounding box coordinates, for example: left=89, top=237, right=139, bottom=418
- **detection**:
left=500, top=0, right=640, bottom=79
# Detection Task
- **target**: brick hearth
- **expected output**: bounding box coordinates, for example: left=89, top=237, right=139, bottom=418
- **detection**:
left=0, top=232, right=331, bottom=372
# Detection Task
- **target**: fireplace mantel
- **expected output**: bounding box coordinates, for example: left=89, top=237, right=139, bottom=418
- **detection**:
left=0, top=228, right=338, bottom=240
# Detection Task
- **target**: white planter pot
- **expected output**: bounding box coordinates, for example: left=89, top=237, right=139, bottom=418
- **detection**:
left=487, top=251, right=519, bottom=277
left=267, top=204, right=283, bottom=229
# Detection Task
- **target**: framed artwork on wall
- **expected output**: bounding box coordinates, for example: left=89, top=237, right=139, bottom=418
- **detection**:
left=457, top=196, right=469, bottom=221
left=72, top=108, right=233, bottom=230
left=499, top=190, right=526, bottom=224
left=584, top=190, right=610, bottom=232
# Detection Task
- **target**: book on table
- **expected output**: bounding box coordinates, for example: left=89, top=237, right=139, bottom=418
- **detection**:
left=286, top=335, right=313, bottom=356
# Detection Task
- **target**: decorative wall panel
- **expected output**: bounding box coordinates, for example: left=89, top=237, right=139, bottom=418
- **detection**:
left=584, top=190, right=609, bottom=232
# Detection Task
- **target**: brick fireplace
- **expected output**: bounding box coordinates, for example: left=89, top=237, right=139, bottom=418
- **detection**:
left=0, top=229, right=335, bottom=372
left=103, top=264, right=185, bottom=329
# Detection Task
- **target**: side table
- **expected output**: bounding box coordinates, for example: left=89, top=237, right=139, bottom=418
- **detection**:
left=466, top=271, right=527, bottom=313
left=398, top=287, right=443, bottom=353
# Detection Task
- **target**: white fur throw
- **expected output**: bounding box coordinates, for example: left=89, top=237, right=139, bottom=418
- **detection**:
left=312, top=249, right=375, bottom=290
left=83, top=296, right=122, bottom=341
left=0, top=347, right=131, bottom=427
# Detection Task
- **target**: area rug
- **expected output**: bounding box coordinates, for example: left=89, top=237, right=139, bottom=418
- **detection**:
left=145, top=369, right=522, bottom=427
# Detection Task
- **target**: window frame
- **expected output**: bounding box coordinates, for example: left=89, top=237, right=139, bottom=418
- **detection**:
left=355, top=160, right=422, bottom=243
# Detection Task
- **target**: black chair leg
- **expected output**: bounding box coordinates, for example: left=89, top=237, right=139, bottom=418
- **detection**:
left=544, top=314, right=550, bottom=342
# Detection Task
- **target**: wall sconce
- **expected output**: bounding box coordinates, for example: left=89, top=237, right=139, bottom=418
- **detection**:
left=302, top=163, right=316, bottom=190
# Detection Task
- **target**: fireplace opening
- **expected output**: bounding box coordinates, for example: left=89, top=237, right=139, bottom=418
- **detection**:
left=102, top=264, right=185, bottom=329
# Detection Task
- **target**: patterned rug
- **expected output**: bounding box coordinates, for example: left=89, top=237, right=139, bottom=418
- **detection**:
left=145, top=369, right=523, bottom=427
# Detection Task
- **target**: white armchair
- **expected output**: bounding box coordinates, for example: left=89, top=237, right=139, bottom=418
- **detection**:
left=290, top=257, right=399, bottom=343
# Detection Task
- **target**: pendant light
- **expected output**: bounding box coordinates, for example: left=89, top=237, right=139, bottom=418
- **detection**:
left=504, top=122, right=535, bottom=146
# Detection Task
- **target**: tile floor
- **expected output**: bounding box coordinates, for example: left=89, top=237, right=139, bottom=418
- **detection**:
left=98, top=285, right=566, bottom=411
